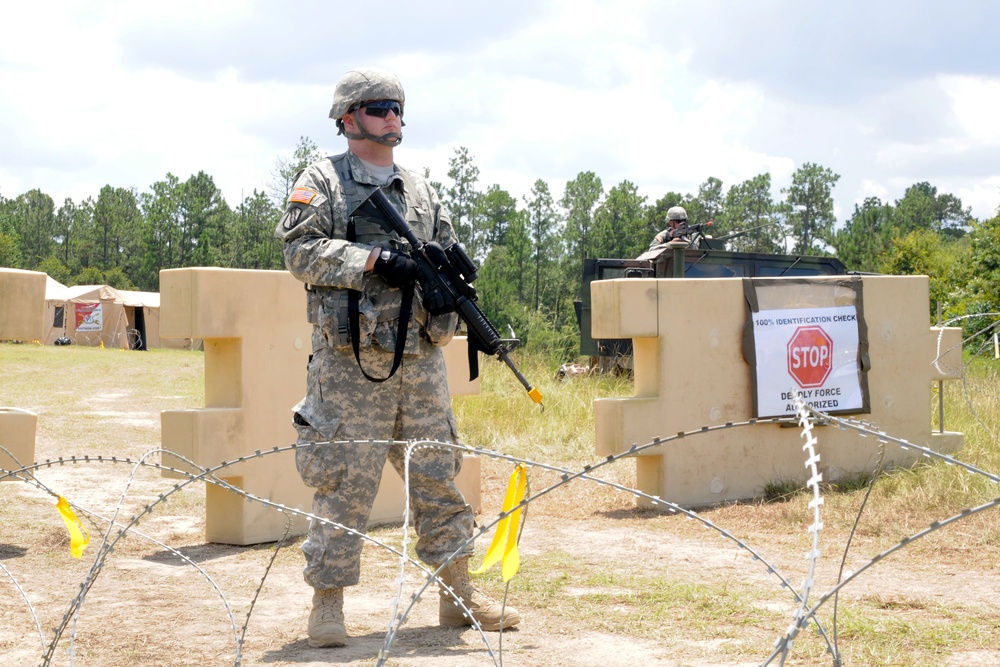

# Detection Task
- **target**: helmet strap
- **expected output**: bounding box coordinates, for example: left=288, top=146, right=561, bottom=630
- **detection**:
left=344, top=109, right=403, bottom=147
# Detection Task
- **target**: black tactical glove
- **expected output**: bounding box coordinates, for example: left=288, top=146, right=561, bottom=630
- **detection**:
left=423, top=241, right=449, bottom=269
left=420, top=281, right=455, bottom=316
left=373, top=248, right=418, bottom=287
left=416, top=243, right=456, bottom=315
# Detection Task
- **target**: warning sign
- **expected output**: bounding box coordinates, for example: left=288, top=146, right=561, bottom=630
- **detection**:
left=787, top=326, right=833, bottom=388
left=752, top=305, right=864, bottom=417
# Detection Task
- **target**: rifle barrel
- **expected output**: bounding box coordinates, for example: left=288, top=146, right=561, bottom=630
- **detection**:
left=498, top=347, right=544, bottom=408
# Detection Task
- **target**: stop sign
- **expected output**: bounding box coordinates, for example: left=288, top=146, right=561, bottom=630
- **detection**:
left=787, top=326, right=833, bottom=388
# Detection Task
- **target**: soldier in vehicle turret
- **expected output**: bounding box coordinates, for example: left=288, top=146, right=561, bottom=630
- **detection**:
left=651, top=206, right=691, bottom=247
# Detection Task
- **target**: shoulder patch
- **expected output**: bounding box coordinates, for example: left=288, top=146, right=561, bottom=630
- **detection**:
left=289, top=188, right=318, bottom=205
left=281, top=207, right=303, bottom=230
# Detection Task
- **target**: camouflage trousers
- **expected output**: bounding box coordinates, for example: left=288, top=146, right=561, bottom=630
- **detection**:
left=293, top=342, right=474, bottom=590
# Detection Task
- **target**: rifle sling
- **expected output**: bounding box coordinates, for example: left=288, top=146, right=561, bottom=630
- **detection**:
left=345, top=193, right=413, bottom=384
left=347, top=282, right=413, bottom=383
left=467, top=333, right=480, bottom=382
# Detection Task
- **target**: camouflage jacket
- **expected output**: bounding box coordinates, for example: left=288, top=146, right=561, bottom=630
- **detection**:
left=274, top=151, right=459, bottom=354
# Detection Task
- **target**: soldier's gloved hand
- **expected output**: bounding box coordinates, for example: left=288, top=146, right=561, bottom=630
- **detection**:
left=421, top=282, right=455, bottom=316
left=373, top=248, right=418, bottom=287
left=417, top=242, right=456, bottom=315
left=423, top=241, right=449, bottom=268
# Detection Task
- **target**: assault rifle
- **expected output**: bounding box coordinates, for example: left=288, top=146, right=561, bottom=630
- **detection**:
left=363, top=187, right=544, bottom=409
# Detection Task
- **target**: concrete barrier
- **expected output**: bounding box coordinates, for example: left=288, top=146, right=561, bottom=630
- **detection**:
left=592, top=275, right=962, bottom=508
left=158, top=267, right=481, bottom=545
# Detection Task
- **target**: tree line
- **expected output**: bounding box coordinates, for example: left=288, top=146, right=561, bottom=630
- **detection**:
left=2, top=136, right=998, bottom=358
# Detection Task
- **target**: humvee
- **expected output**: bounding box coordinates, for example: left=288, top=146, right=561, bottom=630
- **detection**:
left=575, top=232, right=852, bottom=369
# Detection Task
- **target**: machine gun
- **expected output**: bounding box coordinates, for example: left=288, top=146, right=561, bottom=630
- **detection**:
left=698, top=223, right=772, bottom=250
left=668, top=220, right=713, bottom=247
left=653, top=221, right=774, bottom=251
left=646, top=220, right=713, bottom=251
left=363, top=187, right=544, bottom=409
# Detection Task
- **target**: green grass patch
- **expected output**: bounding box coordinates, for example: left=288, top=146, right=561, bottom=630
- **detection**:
left=832, top=604, right=995, bottom=666
left=1, top=343, right=204, bottom=455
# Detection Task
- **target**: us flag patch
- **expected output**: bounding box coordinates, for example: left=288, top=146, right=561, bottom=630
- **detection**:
left=289, top=188, right=317, bottom=205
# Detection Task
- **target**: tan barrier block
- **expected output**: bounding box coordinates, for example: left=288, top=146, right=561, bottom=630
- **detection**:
left=0, top=268, right=46, bottom=341
left=159, top=268, right=480, bottom=545
left=0, top=408, right=37, bottom=480
left=442, top=335, right=481, bottom=397
left=0, top=269, right=44, bottom=480
left=592, top=275, right=963, bottom=508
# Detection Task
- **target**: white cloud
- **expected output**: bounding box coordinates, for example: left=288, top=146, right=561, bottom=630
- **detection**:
left=1, top=0, right=999, bottom=228
left=853, top=179, right=891, bottom=209
left=942, top=74, right=1000, bottom=145
left=957, top=178, right=1000, bottom=220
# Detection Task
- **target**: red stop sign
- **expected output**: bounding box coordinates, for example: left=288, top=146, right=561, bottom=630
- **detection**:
left=787, top=326, right=833, bottom=388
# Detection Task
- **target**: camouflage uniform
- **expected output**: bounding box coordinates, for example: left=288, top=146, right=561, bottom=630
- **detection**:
left=275, top=150, right=472, bottom=590
left=650, top=227, right=676, bottom=246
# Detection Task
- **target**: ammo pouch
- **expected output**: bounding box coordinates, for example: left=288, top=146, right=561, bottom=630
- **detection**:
left=307, top=287, right=352, bottom=347
left=306, top=279, right=412, bottom=383
left=414, top=291, right=459, bottom=348
left=307, top=286, right=398, bottom=350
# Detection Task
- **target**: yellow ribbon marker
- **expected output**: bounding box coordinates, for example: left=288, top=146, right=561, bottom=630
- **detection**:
left=472, top=464, right=527, bottom=582
left=55, top=496, right=90, bottom=559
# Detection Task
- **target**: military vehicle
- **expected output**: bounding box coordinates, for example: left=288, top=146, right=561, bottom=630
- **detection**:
left=575, top=224, right=852, bottom=369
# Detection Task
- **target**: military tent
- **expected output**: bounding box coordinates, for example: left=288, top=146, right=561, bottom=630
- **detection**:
left=42, top=280, right=189, bottom=350
left=116, top=289, right=164, bottom=349
left=42, top=276, right=71, bottom=345
left=60, top=284, right=131, bottom=348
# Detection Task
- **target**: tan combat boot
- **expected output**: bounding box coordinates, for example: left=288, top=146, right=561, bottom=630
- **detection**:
left=438, top=557, right=521, bottom=631
left=307, top=588, right=347, bottom=647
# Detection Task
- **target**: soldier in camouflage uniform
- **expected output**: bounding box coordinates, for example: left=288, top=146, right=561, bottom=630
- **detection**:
left=274, top=66, right=520, bottom=648
left=650, top=206, right=689, bottom=247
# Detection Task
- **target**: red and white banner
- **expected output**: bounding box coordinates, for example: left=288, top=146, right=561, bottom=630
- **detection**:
left=75, top=303, right=103, bottom=332
left=752, top=305, right=864, bottom=417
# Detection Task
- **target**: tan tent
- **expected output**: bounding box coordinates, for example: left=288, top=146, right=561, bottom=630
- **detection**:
left=42, top=276, right=71, bottom=345
left=116, top=289, right=164, bottom=349
left=61, top=284, right=131, bottom=348
left=41, top=280, right=190, bottom=350
left=40, top=275, right=203, bottom=350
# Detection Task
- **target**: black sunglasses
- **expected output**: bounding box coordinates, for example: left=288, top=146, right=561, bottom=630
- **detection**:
left=360, top=100, right=402, bottom=118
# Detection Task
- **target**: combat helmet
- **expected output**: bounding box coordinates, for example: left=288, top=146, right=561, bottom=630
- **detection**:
left=666, top=206, right=688, bottom=222
left=329, top=67, right=406, bottom=146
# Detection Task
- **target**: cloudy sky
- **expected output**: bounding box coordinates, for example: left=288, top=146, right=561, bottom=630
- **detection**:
left=2, top=0, right=999, bottom=225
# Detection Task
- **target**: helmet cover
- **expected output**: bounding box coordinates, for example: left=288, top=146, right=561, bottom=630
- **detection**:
left=666, top=206, right=688, bottom=222
left=329, top=67, right=405, bottom=120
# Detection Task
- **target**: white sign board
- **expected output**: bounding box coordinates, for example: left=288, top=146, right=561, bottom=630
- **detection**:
left=752, top=305, right=864, bottom=417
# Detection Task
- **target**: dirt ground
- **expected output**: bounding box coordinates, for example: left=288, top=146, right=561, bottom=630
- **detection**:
left=3, top=390, right=1000, bottom=666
